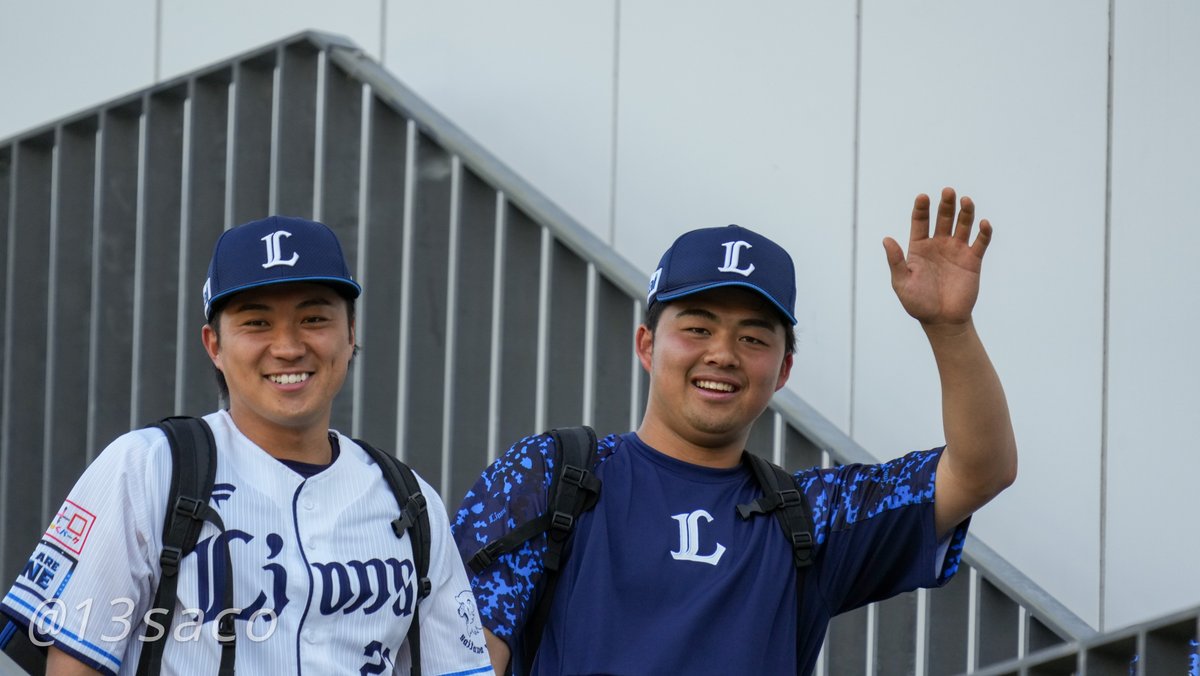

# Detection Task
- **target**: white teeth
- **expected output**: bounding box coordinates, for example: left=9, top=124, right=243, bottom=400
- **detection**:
left=269, top=373, right=309, bottom=385
left=695, top=380, right=735, bottom=393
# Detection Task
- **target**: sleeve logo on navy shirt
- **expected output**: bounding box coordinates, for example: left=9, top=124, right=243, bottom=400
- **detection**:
left=670, top=509, right=726, bottom=566
left=45, top=500, right=96, bottom=556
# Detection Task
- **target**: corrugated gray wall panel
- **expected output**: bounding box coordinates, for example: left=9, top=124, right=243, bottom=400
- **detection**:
left=447, top=167, right=497, bottom=504
left=275, top=43, right=318, bottom=218
left=784, top=423, right=823, bottom=472
left=46, top=120, right=98, bottom=513
left=545, top=239, right=587, bottom=430
left=90, top=106, right=141, bottom=453
left=319, top=62, right=363, bottom=434
left=356, top=98, right=407, bottom=450
left=927, top=563, right=970, bottom=676
left=496, top=205, right=541, bottom=452
left=230, top=56, right=274, bottom=225
left=978, top=577, right=1021, bottom=668
left=2, top=136, right=54, bottom=587
left=591, top=277, right=634, bottom=435
left=135, top=88, right=186, bottom=425
left=746, top=409, right=776, bottom=459
left=180, top=73, right=231, bottom=415
left=402, top=132, right=452, bottom=481
left=0, top=146, right=9, bottom=598
left=0, top=146, right=10, bottom=462
left=874, top=591, right=918, bottom=676
left=826, top=604, right=869, bottom=676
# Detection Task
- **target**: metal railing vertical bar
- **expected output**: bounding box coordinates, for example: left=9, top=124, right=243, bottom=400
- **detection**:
left=393, top=118, right=418, bottom=460
left=581, top=264, right=598, bottom=427
left=129, top=104, right=147, bottom=431
left=42, top=138, right=60, bottom=526
left=440, top=155, right=463, bottom=499
left=533, top=226, right=551, bottom=434
left=486, top=193, right=507, bottom=462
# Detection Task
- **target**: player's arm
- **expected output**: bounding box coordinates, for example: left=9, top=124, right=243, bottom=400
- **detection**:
left=46, top=646, right=102, bottom=675
left=484, top=628, right=510, bottom=674
left=883, top=188, right=1018, bottom=539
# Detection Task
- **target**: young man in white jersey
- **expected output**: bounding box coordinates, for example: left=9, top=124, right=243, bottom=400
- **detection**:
left=454, top=188, right=1018, bottom=675
left=1, top=216, right=494, bottom=676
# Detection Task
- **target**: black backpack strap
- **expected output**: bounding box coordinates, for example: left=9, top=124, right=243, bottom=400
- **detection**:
left=137, top=416, right=235, bottom=676
left=520, top=426, right=601, bottom=668
left=736, top=452, right=815, bottom=674
left=355, top=439, right=431, bottom=676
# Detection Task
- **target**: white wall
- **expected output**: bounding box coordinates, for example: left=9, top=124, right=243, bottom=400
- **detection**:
left=2, top=0, right=1196, bottom=632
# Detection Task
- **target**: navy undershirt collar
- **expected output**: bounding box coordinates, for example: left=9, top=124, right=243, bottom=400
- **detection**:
left=279, top=433, right=340, bottom=478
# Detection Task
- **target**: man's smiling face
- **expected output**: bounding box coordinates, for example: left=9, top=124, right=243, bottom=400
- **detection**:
left=203, top=282, right=355, bottom=443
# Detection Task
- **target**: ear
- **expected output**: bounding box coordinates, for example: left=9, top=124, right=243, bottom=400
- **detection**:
left=775, top=352, right=794, bottom=392
left=635, top=324, right=654, bottom=374
left=202, top=323, right=222, bottom=368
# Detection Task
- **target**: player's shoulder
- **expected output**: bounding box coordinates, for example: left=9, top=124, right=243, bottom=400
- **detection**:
left=336, top=434, right=452, bottom=515
left=500, top=429, right=623, bottom=467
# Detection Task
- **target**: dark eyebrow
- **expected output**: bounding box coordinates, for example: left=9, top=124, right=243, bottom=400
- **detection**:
left=297, top=297, right=334, bottom=309
left=738, top=317, right=777, bottom=332
left=674, top=308, right=718, bottom=321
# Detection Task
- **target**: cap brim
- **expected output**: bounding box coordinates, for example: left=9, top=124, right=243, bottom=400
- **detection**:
left=656, top=281, right=797, bottom=325
left=205, top=276, right=362, bottom=319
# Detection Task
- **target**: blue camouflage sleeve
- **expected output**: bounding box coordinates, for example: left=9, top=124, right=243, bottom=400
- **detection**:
left=794, top=447, right=970, bottom=610
left=451, top=434, right=555, bottom=644
left=451, top=433, right=618, bottom=646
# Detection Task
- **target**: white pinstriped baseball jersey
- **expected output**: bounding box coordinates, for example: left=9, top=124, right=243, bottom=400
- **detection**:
left=1, top=410, right=492, bottom=676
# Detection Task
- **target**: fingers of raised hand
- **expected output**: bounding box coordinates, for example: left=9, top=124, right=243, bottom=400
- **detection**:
left=954, top=196, right=975, bottom=244
left=910, top=193, right=932, bottom=242
left=933, top=187, right=957, bottom=237
left=971, top=219, right=993, bottom=258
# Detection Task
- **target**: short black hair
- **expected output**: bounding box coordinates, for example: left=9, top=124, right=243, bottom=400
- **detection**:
left=644, top=299, right=796, bottom=355
left=207, top=293, right=358, bottom=406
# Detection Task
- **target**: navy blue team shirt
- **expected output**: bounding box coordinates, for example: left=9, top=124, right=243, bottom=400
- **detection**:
left=452, top=432, right=969, bottom=675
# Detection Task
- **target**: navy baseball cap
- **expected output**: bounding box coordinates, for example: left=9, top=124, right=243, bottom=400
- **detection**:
left=202, top=215, right=362, bottom=320
left=647, top=224, right=797, bottom=325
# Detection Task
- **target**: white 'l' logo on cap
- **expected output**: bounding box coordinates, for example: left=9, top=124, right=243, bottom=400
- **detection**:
left=717, top=240, right=755, bottom=277
left=261, top=230, right=300, bottom=268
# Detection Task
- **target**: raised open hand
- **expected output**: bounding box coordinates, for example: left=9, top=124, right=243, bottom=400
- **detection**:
left=883, top=187, right=992, bottom=327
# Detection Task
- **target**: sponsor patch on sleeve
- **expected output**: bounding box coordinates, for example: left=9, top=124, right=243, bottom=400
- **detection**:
left=12, top=541, right=78, bottom=601
left=45, top=500, right=96, bottom=556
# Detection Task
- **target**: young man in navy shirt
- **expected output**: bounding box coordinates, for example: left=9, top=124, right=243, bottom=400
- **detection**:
left=454, top=188, right=1017, bottom=675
